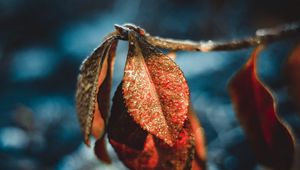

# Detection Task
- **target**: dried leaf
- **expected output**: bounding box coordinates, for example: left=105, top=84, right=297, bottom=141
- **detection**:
left=92, top=41, right=117, bottom=163
left=153, top=121, right=194, bottom=170
left=286, top=43, right=300, bottom=115
left=108, top=83, right=148, bottom=151
left=110, top=134, right=158, bottom=170
left=189, top=108, right=206, bottom=170
left=229, top=46, right=295, bottom=170
left=93, top=40, right=117, bottom=138
left=94, top=136, right=111, bottom=164
left=75, top=35, right=117, bottom=146
left=122, top=32, right=190, bottom=146
left=108, top=83, right=195, bottom=170
left=108, top=85, right=158, bottom=169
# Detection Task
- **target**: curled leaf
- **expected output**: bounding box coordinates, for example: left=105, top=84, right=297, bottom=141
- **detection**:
left=93, top=40, right=117, bottom=138
left=75, top=34, right=117, bottom=147
left=108, top=83, right=195, bottom=170
left=229, top=46, right=295, bottom=170
left=122, top=32, right=190, bottom=146
left=93, top=40, right=117, bottom=163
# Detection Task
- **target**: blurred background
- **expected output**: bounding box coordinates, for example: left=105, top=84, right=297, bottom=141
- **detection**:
left=1, top=0, right=300, bottom=169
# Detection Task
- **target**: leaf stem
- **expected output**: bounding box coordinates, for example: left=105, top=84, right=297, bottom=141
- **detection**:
left=146, top=22, right=300, bottom=52
left=115, top=22, right=300, bottom=52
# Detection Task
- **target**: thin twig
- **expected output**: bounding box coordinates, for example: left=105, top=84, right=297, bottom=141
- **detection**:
left=144, top=22, right=300, bottom=52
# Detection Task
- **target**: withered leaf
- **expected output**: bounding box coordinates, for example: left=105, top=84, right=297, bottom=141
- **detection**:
left=108, top=83, right=155, bottom=169
left=93, top=40, right=117, bottom=138
left=286, top=43, right=300, bottom=116
left=92, top=41, right=117, bottom=163
left=94, top=135, right=111, bottom=164
left=229, top=46, right=295, bottom=170
left=108, top=83, right=195, bottom=170
left=189, top=108, right=206, bottom=170
left=153, top=122, right=194, bottom=170
left=108, top=83, right=148, bottom=151
left=167, top=51, right=204, bottom=168
left=122, top=32, right=190, bottom=146
left=75, top=35, right=117, bottom=146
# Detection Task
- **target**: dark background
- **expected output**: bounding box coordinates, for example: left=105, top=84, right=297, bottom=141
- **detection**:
left=1, top=0, right=300, bottom=169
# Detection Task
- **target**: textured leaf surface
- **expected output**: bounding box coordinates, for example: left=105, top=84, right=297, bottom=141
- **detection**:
left=108, top=83, right=194, bottom=170
left=229, top=46, right=295, bottom=170
left=286, top=44, right=300, bottom=115
left=153, top=122, right=194, bottom=170
left=75, top=35, right=117, bottom=146
left=122, top=32, right=190, bottom=146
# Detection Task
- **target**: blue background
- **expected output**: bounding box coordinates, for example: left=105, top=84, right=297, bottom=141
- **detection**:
left=1, top=0, right=300, bottom=169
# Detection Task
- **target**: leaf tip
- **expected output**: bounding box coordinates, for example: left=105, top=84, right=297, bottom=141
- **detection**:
left=94, top=137, right=112, bottom=164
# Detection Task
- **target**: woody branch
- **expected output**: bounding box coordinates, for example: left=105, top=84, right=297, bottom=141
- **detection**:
left=115, top=21, right=300, bottom=52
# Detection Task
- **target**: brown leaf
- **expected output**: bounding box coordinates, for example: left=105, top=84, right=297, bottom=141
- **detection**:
left=286, top=43, right=300, bottom=115
left=189, top=108, right=206, bottom=170
left=108, top=83, right=195, bottom=170
left=92, top=41, right=117, bottom=163
left=75, top=35, right=117, bottom=146
left=229, top=46, right=295, bottom=170
left=122, top=32, right=190, bottom=146
left=93, top=40, right=117, bottom=139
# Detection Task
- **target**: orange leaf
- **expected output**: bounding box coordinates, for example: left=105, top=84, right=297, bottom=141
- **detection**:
left=122, top=32, right=190, bottom=146
left=229, top=46, right=295, bottom=170
left=108, top=83, right=195, bottom=170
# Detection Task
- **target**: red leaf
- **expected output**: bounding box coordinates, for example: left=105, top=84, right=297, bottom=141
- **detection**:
left=153, top=122, right=194, bottom=170
left=94, top=136, right=111, bottom=164
left=108, top=83, right=194, bottom=170
left=229, top=46, right=295, bottom=170
left=189, top=108, right=206, bottom=170
left=122, top=32, right=190, bottom=146
left=108, top=83, right=148, bottom=151
left=286, top=43, right=300, bottom=115
left=166, top=51, right=205, bottom=169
